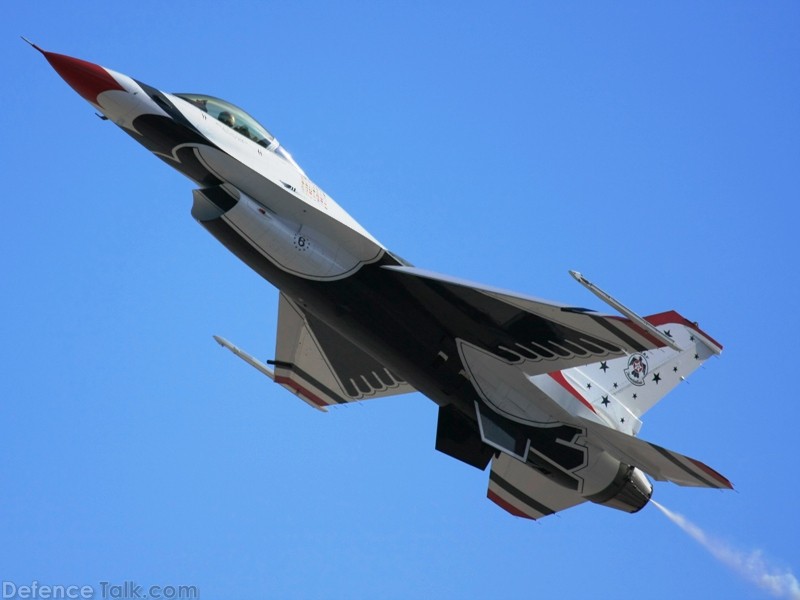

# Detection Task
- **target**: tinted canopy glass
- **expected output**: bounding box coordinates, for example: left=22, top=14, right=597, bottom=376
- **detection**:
left=175, top=93, right=276, bottom=148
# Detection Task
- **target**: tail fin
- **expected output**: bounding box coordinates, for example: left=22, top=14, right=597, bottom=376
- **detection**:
left=557, top=311, right=722, bottom=432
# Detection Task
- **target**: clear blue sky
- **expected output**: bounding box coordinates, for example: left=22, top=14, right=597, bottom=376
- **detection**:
left=3, top=2, right=799, bottom=599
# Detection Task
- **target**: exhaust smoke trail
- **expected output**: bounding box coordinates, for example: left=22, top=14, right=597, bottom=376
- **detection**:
left=652, top=500, right=800, bottom=599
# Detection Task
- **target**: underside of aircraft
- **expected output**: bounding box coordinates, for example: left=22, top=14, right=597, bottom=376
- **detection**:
left=32, top=41, right=732, bottom=521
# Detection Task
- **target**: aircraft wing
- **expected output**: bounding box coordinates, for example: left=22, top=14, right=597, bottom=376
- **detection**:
left=384, top=266, right=669, bottom=376
left=487, top=452, right=587, bottom=519
left=273, top=293, right=415, bottom=409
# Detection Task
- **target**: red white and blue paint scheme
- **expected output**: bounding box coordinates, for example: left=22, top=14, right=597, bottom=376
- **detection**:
left=33, top=41, right=732, bottom=520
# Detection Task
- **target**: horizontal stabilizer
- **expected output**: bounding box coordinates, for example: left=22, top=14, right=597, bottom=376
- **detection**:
left=579, top=417, right=733, bottom=489
left=487, top=453, right=586, bottom=519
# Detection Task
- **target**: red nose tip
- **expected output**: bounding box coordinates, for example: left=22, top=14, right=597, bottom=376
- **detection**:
left=42, top=51, right=125, bottom=105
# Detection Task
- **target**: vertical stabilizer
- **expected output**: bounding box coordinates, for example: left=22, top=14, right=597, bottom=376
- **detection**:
left=555, top=311, right=721, bottom=432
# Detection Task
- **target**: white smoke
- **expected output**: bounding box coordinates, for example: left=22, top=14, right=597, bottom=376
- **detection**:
left=652, top=500, right=800, bottom=599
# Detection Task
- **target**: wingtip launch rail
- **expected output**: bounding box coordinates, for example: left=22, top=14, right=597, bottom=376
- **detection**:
left=569, top=270, right=683, bottom=352
left=213, top=335, right=275, bottom=381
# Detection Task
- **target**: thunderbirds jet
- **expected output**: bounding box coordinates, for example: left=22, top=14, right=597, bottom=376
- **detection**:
left=32, top=41, right=732, bottom=520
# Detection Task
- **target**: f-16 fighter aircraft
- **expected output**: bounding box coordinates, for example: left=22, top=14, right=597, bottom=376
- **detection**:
left=32, top=41, right=732, bottom=520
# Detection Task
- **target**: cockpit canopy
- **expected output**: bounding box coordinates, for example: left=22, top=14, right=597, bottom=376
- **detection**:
left=174, top=93, right=303, bottom=173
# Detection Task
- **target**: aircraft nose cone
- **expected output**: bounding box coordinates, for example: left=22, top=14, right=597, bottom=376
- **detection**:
left=42, top=51, right=125, bottom=105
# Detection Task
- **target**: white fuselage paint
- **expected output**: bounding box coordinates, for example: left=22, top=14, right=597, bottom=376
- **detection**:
left=94, top=79, right=385, bottom=281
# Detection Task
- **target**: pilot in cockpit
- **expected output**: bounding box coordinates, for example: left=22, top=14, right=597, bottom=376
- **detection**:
left=218, top=111, right=235, bottom=127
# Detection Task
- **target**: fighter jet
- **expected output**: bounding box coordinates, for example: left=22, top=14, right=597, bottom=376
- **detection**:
left=32, top=41, right=732, bottom=520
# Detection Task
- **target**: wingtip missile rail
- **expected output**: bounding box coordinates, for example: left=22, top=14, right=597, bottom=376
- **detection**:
left=569, top=270, right=682, bottom=352
left=213, top=335, right=276, bottom=381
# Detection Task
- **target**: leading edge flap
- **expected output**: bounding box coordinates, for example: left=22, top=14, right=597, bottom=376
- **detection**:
left=274, top=293, right=415, bottom=408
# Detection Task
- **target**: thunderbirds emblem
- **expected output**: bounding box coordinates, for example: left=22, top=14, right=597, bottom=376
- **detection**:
left=625, top=354, right=649, bottom=386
